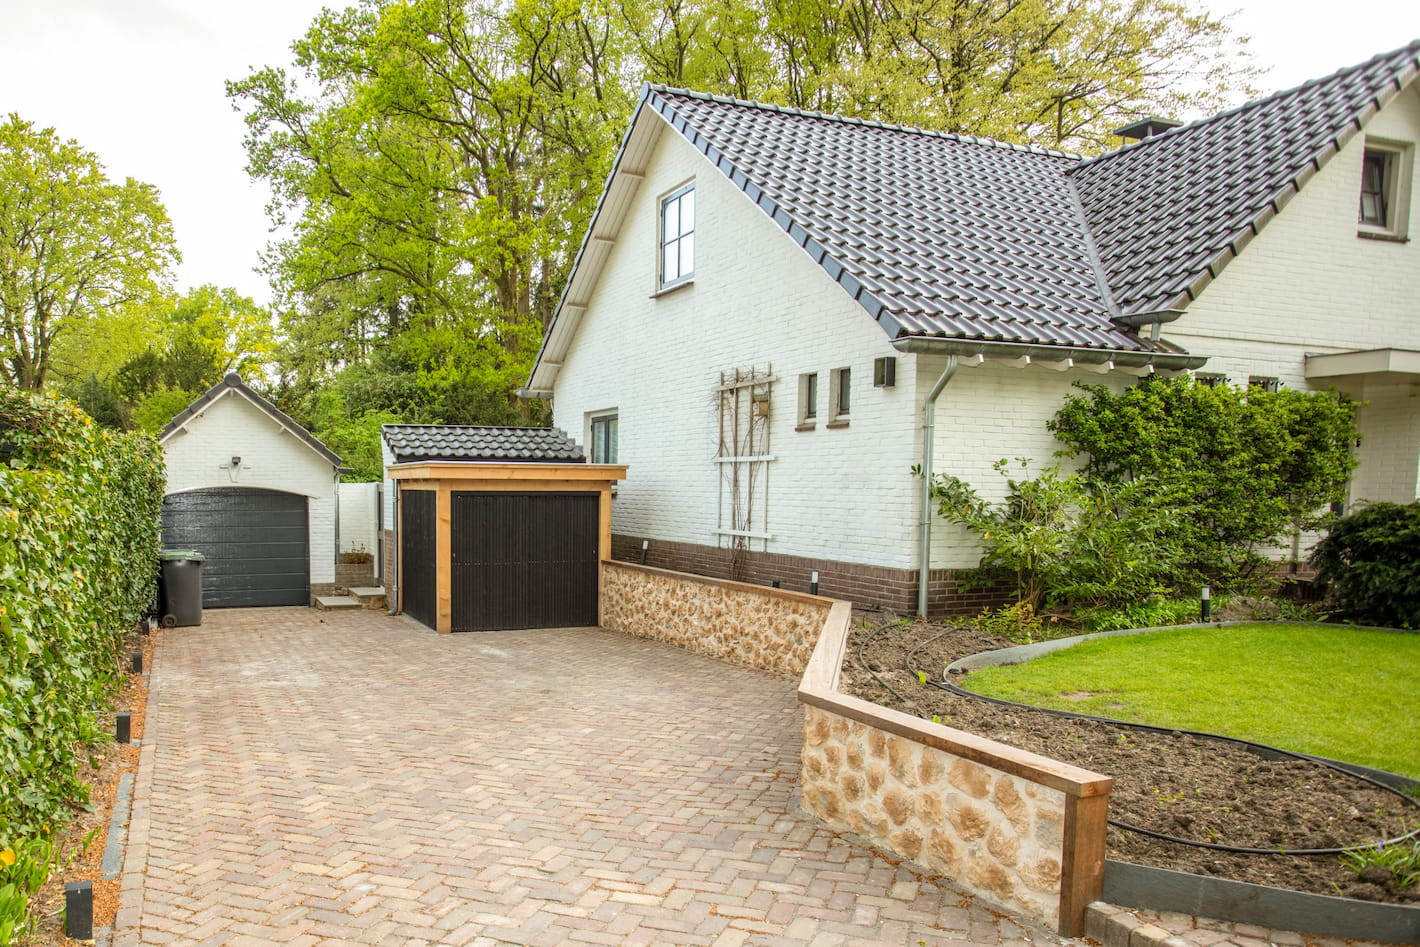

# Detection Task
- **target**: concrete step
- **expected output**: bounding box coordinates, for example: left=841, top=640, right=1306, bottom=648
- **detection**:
left=349, top=586, right=387, bottom=609
left=314, top=595, right=361, bottom=610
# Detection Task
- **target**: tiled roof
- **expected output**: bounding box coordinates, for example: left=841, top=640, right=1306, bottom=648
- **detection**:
left=161, top=373, right=345, bottom=469
left=1072, top=40, right=1420, bottom=317
left=382, top=425, right=585, bottom=463
left=639, top=40, right=1420, bottom=346
left=650, top=89, right=1153, bottom=353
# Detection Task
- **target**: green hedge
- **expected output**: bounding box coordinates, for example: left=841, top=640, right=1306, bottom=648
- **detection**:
left=1311, top=501, right=1420, bottom=629
left=0, top=389, right=163, bottom=849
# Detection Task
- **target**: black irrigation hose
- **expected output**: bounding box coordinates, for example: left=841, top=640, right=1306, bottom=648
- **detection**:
left=923, top=675, right=1420, bottom=857
left=856, top=621, right=913, bottom=708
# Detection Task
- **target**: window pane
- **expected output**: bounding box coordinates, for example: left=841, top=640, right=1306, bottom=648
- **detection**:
left=837, top=368, right=850, bottom=415
left=679, top=189, right=695, bottom=236
left=607, top=417, right=618, bottom=463
left=662, top=198, right=679, bottom=240
left=663, top=241, right=679, bottom=282
left=679, top=232, right=694, bottom=277
left=804, top=373, right=817, bottom=419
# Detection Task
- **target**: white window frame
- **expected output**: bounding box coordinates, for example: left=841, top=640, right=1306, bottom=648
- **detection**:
left=1357, top=139, right=1413, bottom=241
left=658, top=182, right=695, bottom=291
left=588, top=411, right=618, bottom=464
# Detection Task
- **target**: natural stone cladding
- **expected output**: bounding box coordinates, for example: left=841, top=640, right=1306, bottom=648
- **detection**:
left=800, top=704, right=1068, bottom=928
left=601, top=561, right=831, bottom=677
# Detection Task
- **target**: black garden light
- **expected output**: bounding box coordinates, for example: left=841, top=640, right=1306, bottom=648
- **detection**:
left=65, top=881, right=92, bottom=939
left=115, top=712, right=131, bottom=745
left=1201, top=585, right=1211, bottom=623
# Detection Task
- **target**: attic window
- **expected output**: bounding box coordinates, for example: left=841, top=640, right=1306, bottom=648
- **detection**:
left=659, top=183, right=695, bottom=290
left=1357, top=141, right=1412, bottom=240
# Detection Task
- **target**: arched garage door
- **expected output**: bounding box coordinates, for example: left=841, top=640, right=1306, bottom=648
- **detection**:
left=161, top=488, right=310, bottom=608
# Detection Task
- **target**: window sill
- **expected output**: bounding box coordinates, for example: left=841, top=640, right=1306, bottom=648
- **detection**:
left=651, top=277, right=695, bottom=298
left=1357, top=228, right=1409, bottom=243
left=795, top=422, right=816, bottom=432
left=826, top=419, right=850, bottom=430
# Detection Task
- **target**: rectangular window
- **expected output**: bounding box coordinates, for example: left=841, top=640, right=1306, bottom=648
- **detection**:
left=1195, top=373, right=1227, bottom=388
left=659, top=184, right=695, bottom=289
left=1360, top=150, right=1390, bottom=227
left=829, top=367, right=850, bottom=423
left=1358, top=140, right=1412, bottom=239
left=873, top=356, right=896, bottom=388
left=797, top=372, right=818, bottom=428
left=590, top=413, right=618, bottom=464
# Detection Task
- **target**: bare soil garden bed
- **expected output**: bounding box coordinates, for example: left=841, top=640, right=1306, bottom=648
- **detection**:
left=839, top=617, right=1420, bottom=905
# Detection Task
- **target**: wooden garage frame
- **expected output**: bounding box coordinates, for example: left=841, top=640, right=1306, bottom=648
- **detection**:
left=388, top=462, right=627, bottom=633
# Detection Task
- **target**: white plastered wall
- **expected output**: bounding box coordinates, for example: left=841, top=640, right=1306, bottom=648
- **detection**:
left=1163, top=82, right=1420, bottom=506
left=553, top=121, right=923, bottom=569
left=161, top=392, right=338, bottom=584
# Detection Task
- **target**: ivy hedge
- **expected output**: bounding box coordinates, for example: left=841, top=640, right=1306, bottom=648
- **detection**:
left=0, top=388, right=163, bottom=844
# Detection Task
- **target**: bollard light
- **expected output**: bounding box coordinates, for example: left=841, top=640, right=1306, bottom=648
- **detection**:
left=771, top=580, right=781, bottom=589
left=131, top=652, right=143, bottom=674
left=115, top=712, right=131, bottom=745
left=810, top=570, right=820, bottom=596
left=1200, top=585, right=1211, bottom=623
left=639, top=539, right=649, bottom=565
left=66, top=881, right=93, bottom=940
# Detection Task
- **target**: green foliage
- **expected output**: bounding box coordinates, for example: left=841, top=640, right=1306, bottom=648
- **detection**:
left=230, top=0, right=1255, bottom=429
left=0, top=115, right=179, bottom=391
left=973, top=601, right=1059, bottom=645
left=1310, top=502, right=1420, bottom=629
left=0, top=836, right=57, bottom=943
left=0, top=388, right=163, bottom=930
left=928, top=460, right=1180, bottom=609
left=1073, top=596, right=1206, bottom=632
left=1340, top=840, right=1420, bottom=891
left=1050, top=376, right=1359, bottom=589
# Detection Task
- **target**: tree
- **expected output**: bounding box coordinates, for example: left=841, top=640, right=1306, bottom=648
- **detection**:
left=0, top=115, right=179, bottom=390
left=231, top=0, right=1254, bottom=429
left=1049, top=376, right=1360, bottom=588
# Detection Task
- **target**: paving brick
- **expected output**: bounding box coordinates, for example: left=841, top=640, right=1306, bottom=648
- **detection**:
left=114, top=607, right=1076, bottom=945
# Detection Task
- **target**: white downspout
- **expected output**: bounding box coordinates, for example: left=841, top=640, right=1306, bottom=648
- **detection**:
left=918, top=355, right=959, bottom=617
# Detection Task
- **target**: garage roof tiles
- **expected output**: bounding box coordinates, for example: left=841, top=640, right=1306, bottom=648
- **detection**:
left=383, top=425, right=585, bottom=464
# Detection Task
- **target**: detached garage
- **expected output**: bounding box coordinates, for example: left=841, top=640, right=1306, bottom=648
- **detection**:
left=383, top=426, right=626, bottom=633
left=160, top=374, right=347, bottom=608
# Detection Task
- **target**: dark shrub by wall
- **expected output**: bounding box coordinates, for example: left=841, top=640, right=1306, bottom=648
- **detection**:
left=1311, top=501, right=1420, bottom=629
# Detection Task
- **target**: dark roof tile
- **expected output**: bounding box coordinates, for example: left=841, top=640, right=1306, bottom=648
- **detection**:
left=382, top=425, right=585, bottom=464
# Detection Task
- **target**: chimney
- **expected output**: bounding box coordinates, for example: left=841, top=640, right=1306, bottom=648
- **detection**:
left=1112, top=116, right=1183, bottom=142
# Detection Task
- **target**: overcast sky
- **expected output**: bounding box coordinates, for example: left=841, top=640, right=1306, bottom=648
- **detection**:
left=1, top=0, right=1417, bottom=308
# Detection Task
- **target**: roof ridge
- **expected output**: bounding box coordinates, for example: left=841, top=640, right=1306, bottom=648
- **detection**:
left=1075, top=38, right=1420, bottom=171
left=645, top=84, right=1083, bottom=160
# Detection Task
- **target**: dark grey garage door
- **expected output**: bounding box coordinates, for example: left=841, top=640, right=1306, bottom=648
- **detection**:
left=450, top=492, right=599, bottom=631
left=161, top=488, right=310, bottom=608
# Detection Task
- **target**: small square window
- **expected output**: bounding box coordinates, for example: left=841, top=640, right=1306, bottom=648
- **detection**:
left=797, top=373, right=818, bottom=428
left=590, top=412, right=618, bottom=463
left=873, top=356, right=896, bottom=388
left=829, top=367, right=850, bottom=423
left=1195, top=373, right=1227, bottom=388
left=659, top=184, right=695, bottom=290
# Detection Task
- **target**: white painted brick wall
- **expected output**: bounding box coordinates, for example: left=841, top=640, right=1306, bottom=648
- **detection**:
left=553, top=118, right=1129, bottom=572
left=1163, top=83, right=1420, bottom=505
left=161, top=391, right=339, bottom=583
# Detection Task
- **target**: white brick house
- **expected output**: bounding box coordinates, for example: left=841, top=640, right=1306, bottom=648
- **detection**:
left=527, top=43, right=1420, bottom=614
left=160, top=373, right=346, bottom=607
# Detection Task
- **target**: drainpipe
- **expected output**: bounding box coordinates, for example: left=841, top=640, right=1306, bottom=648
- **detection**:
left=387, top=481, right=401, bottom=616
left=917, top=355, right=959, bottom=617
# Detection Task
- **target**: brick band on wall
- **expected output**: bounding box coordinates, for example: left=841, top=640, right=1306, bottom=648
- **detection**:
left=610, top=534, right=1013, bottom=616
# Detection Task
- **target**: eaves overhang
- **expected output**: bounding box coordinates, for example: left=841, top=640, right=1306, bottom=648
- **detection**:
left=891, top=336, right=1207, bottom=372
left=1305, top=347, right=1420, bottom=379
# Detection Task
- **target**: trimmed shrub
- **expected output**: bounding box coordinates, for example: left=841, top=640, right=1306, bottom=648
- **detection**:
left=0, top=388, right=163, bottom=930
left=1310, top=502, right=1420, bottom=628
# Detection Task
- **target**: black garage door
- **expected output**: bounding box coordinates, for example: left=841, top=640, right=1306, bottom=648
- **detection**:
left=400, top=490, right=438, bottom=630
left=450, top=492, right=599, bottom=631
left=161, top=488, right=310, bottom=608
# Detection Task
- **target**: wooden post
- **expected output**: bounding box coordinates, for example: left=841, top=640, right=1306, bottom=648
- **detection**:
left=1058, top=791, right=1109, bottom=936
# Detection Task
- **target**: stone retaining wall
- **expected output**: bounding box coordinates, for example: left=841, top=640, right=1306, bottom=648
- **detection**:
left=798, top=603, right=1112, bottom=936
left=600, top=561, right=832, bottom=677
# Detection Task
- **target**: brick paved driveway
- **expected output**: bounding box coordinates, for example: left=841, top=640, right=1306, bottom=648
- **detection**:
left=116, top=607, right=1073, bottom=946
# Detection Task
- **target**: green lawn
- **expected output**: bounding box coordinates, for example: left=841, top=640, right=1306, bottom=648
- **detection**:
left=962, top=623, right=1420, bottom=779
